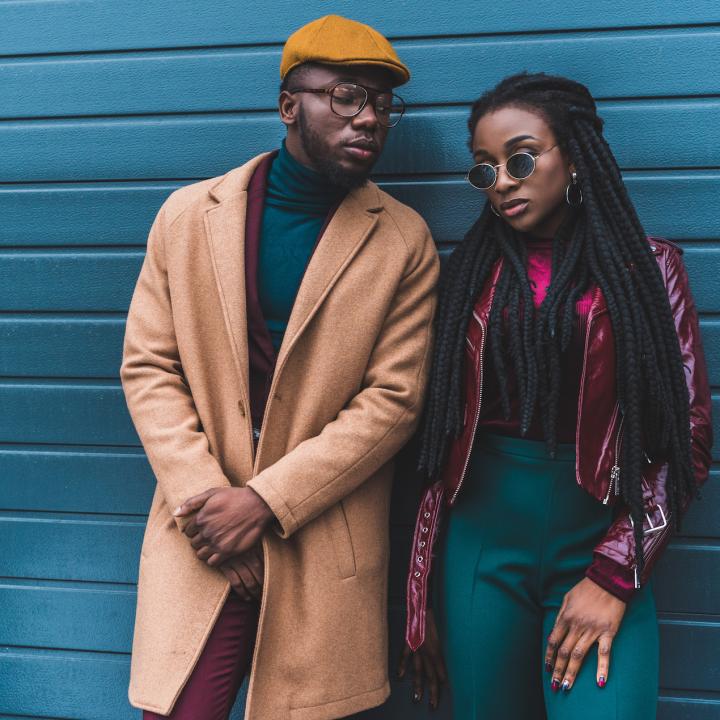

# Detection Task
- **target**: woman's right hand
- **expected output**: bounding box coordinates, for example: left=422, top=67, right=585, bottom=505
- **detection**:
left=397, top=608, right=448, bottom=710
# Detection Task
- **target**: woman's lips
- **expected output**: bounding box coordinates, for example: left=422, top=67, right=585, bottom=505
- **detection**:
left=501, top=199, right=529, bottom=218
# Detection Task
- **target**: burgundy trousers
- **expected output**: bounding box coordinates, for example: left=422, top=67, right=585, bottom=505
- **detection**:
left=143, top=591, right=259, bottom=720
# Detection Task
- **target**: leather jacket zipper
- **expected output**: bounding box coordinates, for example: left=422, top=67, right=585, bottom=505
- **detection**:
left=603, top=406, right=625, bottom=504
left=450, top=311, right=486, bottom=505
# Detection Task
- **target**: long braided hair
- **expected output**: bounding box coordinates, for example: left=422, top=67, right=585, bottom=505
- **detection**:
left=418, top=73, right=694, bottom=576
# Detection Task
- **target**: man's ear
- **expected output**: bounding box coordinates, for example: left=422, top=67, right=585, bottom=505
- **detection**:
left=279, top=90, right=299, bottom=127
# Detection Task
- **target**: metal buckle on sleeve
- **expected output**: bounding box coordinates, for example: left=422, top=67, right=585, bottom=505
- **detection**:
left=628, top=504, right=667, bottom=536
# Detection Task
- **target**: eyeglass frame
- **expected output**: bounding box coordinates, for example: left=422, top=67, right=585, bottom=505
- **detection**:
left=287, top=81, right=406, bottom=128
left=466, top=144, right=559, bottom=190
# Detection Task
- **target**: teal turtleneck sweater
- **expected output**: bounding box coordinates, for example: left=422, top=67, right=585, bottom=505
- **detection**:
left=258, top=141, right=346, bottom=352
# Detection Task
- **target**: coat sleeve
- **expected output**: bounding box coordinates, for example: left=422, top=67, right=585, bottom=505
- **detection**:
left=120, top=202, right=232, bottom=532
left=586, top=246, right=713, bottom=601
left=247, top=227, right=439, bottom=538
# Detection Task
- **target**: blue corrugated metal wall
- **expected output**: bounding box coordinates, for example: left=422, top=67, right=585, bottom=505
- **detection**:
left=1, top=2, right=718, bottom=718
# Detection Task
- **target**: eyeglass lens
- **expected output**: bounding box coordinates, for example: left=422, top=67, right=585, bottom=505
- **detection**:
left=468, top=152, right=537, bottom=189
left=330, top=83, right=404, bottom=127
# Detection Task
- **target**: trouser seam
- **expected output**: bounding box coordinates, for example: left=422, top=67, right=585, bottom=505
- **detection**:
left=537, top=474, right=557, bottom=603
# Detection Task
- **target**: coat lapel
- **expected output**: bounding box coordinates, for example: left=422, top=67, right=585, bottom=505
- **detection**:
left=203, top=162, right=384, bottom=411
left=275, top=183, right=382, bottom=372
left=203, top=155, right=271, bottom=396
left=205, top=192, right=250, bottom=391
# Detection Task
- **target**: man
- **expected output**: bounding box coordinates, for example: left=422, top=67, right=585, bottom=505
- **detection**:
left=120, top=14, right=439, bottom=720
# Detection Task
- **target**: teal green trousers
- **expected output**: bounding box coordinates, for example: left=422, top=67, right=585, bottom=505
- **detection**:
left=438, top=433, right=658, bottom=719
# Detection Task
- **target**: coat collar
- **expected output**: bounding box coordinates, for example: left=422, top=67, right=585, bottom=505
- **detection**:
left=207, top=153, right=384, bottom=210
left=204, top=152, right=384, bottom=398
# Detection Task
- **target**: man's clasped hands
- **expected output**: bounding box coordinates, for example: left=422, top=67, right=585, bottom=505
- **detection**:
left=173, top=486, right=275, bottom=602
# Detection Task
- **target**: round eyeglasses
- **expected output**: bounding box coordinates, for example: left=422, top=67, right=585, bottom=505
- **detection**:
left=288, top=82, right=406, bottom=128
left=466, top=145, right=558, bottom=190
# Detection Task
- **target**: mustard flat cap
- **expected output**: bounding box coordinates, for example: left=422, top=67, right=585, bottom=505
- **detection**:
left=281, top=14, right=410, bottom=87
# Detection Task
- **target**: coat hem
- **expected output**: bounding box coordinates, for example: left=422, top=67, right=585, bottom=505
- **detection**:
left=288, top=681, right=390, bottom=720
left=127, top=581, right=231, bottom=716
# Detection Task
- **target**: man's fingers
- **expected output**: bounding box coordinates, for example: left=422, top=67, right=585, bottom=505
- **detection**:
left=245, top=555, right=264, bottom=588
left=173, top=489, right=216, bottom=517
left=207, top=552, right=224, bottom=567
left=195, top=545, right=214, bottom=562
left=560, top=631, right=593, bottom=691
left=181, top=515, right=200, bottom=538
left=596, top=632, right=614, bottom=688
left=220, top=566, right=252, bottom=602
left=221, top=565, right=252, bottom=602
left=235, top=562, right=261, bottom=598
left=189, top=531, right=208, bottom=549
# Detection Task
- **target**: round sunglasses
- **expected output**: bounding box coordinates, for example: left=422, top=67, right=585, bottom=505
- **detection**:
left=466, top=144, right=558, bottom=190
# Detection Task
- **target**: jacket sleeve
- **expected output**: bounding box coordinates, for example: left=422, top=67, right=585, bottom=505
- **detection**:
left=120, top=202, right=232, bottom=532
left=586, top=246, right=713, bottom=601
left=247, top=228, right=439, bottom=538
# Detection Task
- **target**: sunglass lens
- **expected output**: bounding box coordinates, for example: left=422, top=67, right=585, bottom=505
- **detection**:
left=468, top=164, right=496, bottom=189
left=506, top=152, right=536, bottom=179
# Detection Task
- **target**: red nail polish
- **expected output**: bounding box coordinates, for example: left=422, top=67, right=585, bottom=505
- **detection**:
left=551, top=679, right=560, bottom=692
left=598, top=676, right=606, bottom=688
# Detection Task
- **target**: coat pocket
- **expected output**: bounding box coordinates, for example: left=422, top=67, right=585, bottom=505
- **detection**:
left=324, top=501, right=357, bottom=579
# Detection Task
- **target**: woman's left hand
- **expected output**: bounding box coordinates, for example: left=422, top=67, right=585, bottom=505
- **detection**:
left=544, top=577, right=626, bottom=692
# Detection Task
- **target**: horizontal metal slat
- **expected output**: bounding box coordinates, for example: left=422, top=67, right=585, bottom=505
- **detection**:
left=2, top=28, right=720, bottom=118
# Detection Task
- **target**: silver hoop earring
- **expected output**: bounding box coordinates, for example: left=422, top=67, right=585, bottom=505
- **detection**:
left=490, top=203, right=501, bottom=217
left=566, top=171, right=583, bottom=207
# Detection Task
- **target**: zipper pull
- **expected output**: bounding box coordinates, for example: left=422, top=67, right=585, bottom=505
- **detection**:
left=611, top=465, right=621, bottom=495
left=603, top=466, right=618, bottom=505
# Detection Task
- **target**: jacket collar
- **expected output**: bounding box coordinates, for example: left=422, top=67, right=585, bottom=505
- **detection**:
left=207, top=152, right=384, bottom=211
left=204, top=152, right=384, bottom=397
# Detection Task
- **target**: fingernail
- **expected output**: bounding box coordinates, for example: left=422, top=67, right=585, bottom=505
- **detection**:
left=545, top=662, right=553, bottom=673
left=173, top=506, right=181, bottom=515
left=562, top=679, right=571, bottom=692
left=551, top=679, right=560, bottom=692
left=598, top=676, right=606, bottom=688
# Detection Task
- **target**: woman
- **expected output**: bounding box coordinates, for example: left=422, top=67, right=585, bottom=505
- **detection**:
left=397, top=73, right=712, bottom=718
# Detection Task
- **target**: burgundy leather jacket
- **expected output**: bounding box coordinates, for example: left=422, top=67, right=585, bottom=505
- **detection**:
left=406, top=238, right=713, bottom=650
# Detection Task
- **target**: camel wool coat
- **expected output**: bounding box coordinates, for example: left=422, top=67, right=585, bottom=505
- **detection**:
left=120, top=151, right=439, bottom=719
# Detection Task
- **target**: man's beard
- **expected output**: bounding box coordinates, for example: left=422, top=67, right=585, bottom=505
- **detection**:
left=297, top=110, right=374, bottom=191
